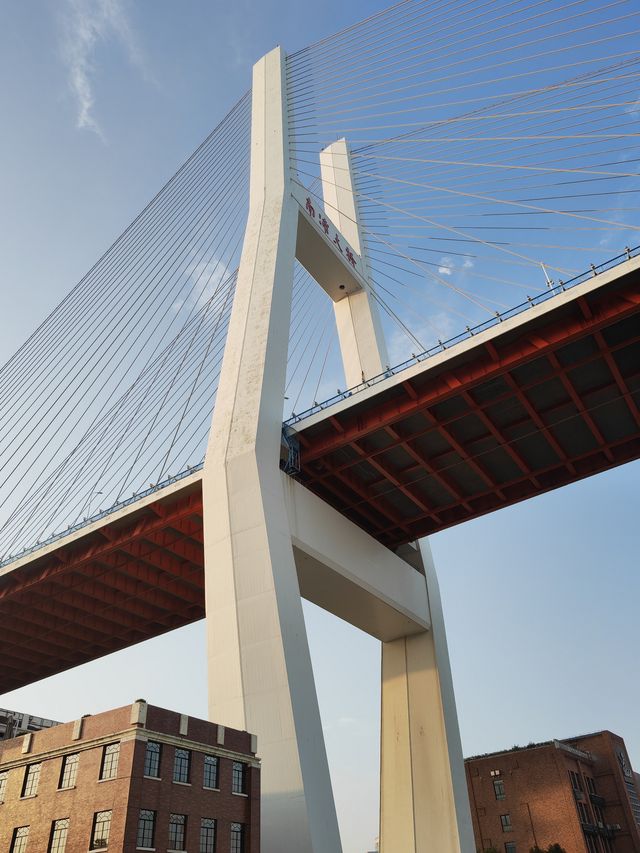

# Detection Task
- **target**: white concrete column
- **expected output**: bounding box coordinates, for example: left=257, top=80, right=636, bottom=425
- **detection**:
left=203, top=47, right=341, bottom=853
left=320, top=138, right=388, bottom=386
left=379, top=540, right=474, bottom=853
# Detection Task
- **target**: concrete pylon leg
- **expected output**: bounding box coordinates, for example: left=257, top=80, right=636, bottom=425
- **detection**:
left=320, top=138, right=388, bottom=386
left=203, top=46, right=341, bottom=853
left=380, top=541, right=474, bottom=853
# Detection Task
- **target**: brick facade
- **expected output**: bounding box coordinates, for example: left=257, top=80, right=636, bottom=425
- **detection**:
left=0, top=702, right=259, bottom=853
left=465, top=731, right=640, bottom=853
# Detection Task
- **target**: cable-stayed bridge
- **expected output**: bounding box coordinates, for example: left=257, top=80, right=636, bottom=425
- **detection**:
left=1, top=2, right=639, bottom=851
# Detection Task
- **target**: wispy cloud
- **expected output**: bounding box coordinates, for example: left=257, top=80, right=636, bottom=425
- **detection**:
left=60, top=0, right=147, bottom=138
left=437, top=256, right=453, bottom=276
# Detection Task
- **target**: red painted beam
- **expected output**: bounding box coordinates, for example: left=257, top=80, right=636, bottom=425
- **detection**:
left=301, top=286, right=639, bottom=462
left=0, top=490, right=203, bottom=602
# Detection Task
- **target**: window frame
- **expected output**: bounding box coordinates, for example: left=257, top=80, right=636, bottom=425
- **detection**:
left=58, top=753, right=79, bottom=790
left=100, top=743, right=120, bottom=781
left=504, top=843, right=517, bottom=853
left=499, top=813, right=513, bottom=833
left=569, top=769, right=584, bottom=792
left=493, top=778, right=506, bottom=800
left=48, top=818, right=70, bottom=853
left=200, top=817, right=216, bottom=853
left=232, top=761, right=247, bottom=795
left=173, top=748, right=191, bottom=785
left=143, top=741, right=162, bottom=779
left=136, top=809, right=156, bottom=849
left=577, top=800, right=590, bottom=824
left=230, top=822, right=245, bottom=853
left=10, top=826, right=30, bottom=853
left=168, top=813, right=187, bottom=851
left=0, top=770, right=8, bottom=803
left=203, top=754, right=219, bottom=790
left=21, top=763, right=41, bottom=798
left=90, top=810, right=112, bottom=850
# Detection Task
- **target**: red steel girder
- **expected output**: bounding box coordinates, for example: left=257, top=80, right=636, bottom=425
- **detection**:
left=384, top=424, right=474, bottom=512
left=93, top=564, right=202, bottom=620
left=302, top=332, right=640, bottom=487
left=372, top=432, right=640, bottom=544
left=350, top=439, right=443, bottom=525
left=300, top=285, right=640, bottom=463
left=0, top=490, right=203, bottom=602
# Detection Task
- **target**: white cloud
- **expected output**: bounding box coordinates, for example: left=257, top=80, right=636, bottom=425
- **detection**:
left=437, top=255, right=453, bottom=276
left=60, top=0, right=147, bottom=137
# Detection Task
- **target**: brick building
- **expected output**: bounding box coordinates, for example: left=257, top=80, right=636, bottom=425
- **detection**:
left=0, top=701, right=259, bottom=852
left=465, top=731, right=640, bottom=853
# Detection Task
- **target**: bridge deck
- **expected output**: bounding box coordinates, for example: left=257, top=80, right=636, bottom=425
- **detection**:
left=1, top=256, right=638, bottom=693
left=0, top=476, right=204, bottom=693
left=292, top=255, right=640, bottom=548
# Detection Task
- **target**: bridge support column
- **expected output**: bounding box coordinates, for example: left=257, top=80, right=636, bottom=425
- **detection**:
left=380, top=541, right=474, bottom=853
left=320, top=138, right=388, bottom=386
left=203, top=46, right=341, bottom=853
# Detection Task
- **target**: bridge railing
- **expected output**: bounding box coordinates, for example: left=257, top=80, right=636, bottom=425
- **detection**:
left=0, top=465, right=204, bottom=570
left=285, top=245, right=640, bottom=427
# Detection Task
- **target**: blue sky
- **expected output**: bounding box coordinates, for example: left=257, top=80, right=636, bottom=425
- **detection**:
left=0, top=3, right=639, bottom=852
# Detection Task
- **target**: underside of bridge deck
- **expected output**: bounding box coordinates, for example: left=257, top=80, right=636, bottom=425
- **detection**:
left=0, top=482, right=204, bottom=693
left=294, top=264, right=640, bottom=548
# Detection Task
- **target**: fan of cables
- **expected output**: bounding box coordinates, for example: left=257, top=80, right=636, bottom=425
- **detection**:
left=0, top=96, right=250, bottom=562
left=284, top=0, right=640, bottom=414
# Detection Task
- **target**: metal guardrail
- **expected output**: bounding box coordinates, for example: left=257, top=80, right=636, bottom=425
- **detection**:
left=285, top=245, right=639, bottom=427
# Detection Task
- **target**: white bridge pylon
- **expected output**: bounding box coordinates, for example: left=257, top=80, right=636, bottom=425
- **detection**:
left=203, top=47, right=474, bottom=853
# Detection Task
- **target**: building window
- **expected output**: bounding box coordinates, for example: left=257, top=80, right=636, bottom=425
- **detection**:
left=59, top=754, right=79, bottom=789
left=200, top=818, right=216, bottom=853
left=230, top=823, right=244, bottom=853
left=169, top=814, right=187, bottom=851
left=173, top=748, right=191, bottom=784
left=10, top=827, right=30, bottom=853
left=21, top=763, right=41, bottom=797
left=232, top=761, right=247, bottom=794
left=100, top=743, right=120, bottom=780
left=137, top=810, right=156, bottom=849
left=490, top=769, right=501, bottom=777
left=90, top=810, right=112, bottom=849
left=593, top=803, right=605, bottom=824
left=0, top=770, right=8, bottom=802
left=577, top=800, right=594, bottom=825
left=493, top=779, right=506, bottom=800
left=48, top=818, right=69, bottom=853
left=500, top=814, right=512, bottom=833
left=144, top=741, right=161, bottom=778
left=585, top=776, right=597, bottom=794
left=569, top=770, right=584, bottom=792
left=204, top=755, right=219, bottom=789
left=505, top=844, right=517, bottom=853
left=585, top=835, right=599, bottom=853
left=601, top=837, right=613, bottom=853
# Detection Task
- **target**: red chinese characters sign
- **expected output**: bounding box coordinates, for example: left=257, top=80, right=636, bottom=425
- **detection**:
left=305, top=197, right=357, bottom=269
